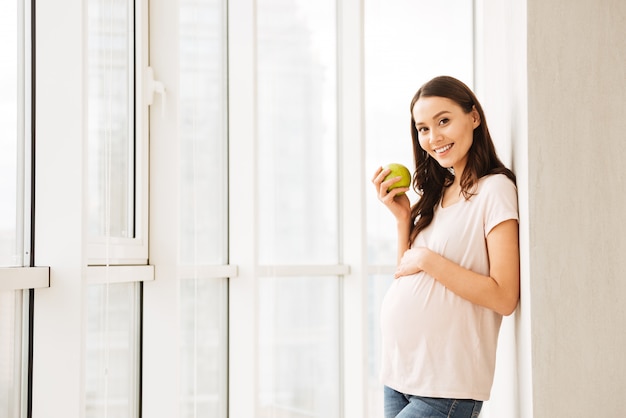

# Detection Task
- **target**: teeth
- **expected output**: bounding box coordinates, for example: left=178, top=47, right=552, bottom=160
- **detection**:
left=435, top=144, right=452, bottom=153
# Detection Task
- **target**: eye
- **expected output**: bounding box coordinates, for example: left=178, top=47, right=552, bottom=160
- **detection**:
left=438, top=118, right=449, bottom=125
left=417, top=126, right=429, bottom=134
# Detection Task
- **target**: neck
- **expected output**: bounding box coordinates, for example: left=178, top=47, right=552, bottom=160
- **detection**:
left=450, top=166, right=465, bottom=188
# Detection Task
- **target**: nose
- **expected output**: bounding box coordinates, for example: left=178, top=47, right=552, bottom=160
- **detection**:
left=428, top=127, right=443, bottom=144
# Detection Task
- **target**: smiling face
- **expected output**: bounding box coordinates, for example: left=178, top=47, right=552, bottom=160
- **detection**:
left=412, top=96, right=480, bottom=176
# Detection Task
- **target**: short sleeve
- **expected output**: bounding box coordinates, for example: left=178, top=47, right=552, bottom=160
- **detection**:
left=480, top=174, right=519, bottom=236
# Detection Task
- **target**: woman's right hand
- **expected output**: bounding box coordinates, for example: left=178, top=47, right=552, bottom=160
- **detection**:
left=371, top=166, right=411, bottom=222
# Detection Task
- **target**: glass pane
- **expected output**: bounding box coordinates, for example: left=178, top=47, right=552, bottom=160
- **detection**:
left=257, top=0, right=338, bottom=265
left=85, top=282, right=140, bottom=417
left=179, top=0, right=228, bottom=266
left=0, top=291, right=25, bottom=418
left=259, top=276, right=340, bottom=417
left=0, top=2, right=29, bottom=417
left=366, top=274, right=393, bottom=417
left=0, top=0, right=19, bottom=267
left=179, top=278, right=228, bottom=417
left=365, top=0, right=474, bottom=265
left=364, top=2, right=474, bottom=417
left=87, top=0, right=135, bottom=239
left=178, top=1, right=228, bottom=416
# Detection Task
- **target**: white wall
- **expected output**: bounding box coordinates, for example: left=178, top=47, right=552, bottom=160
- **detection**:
left=527, top=0, right=626, bottom=416
left=479, top=1, right=626, bottom=416
left=474, top=1, right=530, bottom=417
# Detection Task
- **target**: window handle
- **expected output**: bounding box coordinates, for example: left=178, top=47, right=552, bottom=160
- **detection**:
left=146, top=66, right=166, bottom=116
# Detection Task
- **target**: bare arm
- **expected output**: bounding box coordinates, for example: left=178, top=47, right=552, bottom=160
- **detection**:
left=395, top=220, right=411, bottom=266
left=370, top=166, right=412, bottom=264
left=395, top=219, right=520, bottom=316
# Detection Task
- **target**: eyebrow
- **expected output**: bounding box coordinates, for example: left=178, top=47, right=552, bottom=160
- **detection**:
left=415, top=110, right=451, bottom=126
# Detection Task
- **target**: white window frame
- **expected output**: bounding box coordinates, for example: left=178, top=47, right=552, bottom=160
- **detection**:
left=82, top=1, right=152, bottom=415
left=0, top=0, right=49, bottom=292
left=29, top=0, right=150, bottom=416
left=227, top=0, right=368, bottom=417
left=85, top=0, right=152, bottom=268
left=144, top=0, right=368, bottom=417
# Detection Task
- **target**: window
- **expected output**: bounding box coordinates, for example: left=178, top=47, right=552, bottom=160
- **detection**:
left=85, top=0, right=146, bottom=415
left=365, top=0, right=474, bottom=265
left=178, top=0, right=229, bottom=415
left=0, top=0, right=33, bottom=417
left=364, top=0, right=474, bottom=414
left=148, top=0, right=344, bottom=416
left=87, top=0, right=148, bottom=265
left=85, top=283, right=141, bottom=417
left=256, top=0, right=341, bottom=415
left=18, top=0, right=481, bottom=415
left=0, top=0, right=22, bottom=268
left=0, top=292, right=28, bottom=418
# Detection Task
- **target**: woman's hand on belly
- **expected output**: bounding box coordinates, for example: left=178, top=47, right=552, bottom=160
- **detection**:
left=395, top=247, right=434, bottom=279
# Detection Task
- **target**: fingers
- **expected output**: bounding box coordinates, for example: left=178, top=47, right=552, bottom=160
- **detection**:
left=371, top=167, right=390, bottom=200
left=394, top=268, right=403, bottom=279
left=371, top=167, right=399, bottom=197
left=370, top=166, right=384, bottom=184
left=371, top=167, right=410, bottom=216
left=371, top=166, right=389, bottom=190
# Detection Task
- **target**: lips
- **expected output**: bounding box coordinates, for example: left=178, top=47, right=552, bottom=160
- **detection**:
left=434, top=144, right=453, bottom=154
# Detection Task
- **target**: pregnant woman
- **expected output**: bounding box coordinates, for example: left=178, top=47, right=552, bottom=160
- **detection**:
left=371, top=75, right=520, bottom=418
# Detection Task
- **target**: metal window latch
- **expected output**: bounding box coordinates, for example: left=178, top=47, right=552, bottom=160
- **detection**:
left=146, top=66, right=166, bottom=116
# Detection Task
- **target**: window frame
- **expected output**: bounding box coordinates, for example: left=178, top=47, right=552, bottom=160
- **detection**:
left=0, top=2, right=44, bottom=418
left=82, top=0, right=152, bottom=416
left=0, top=0, right=48, bottom=293
left=85, top=0, right=151, bottom=268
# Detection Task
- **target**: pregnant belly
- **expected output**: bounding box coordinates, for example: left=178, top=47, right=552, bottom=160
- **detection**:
left=380, top=272, right=456, bottom=348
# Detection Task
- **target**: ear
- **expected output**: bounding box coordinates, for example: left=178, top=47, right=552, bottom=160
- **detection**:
left=471, top=106, right=481, bottom=128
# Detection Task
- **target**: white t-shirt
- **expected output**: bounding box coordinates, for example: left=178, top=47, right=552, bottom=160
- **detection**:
left=379, top=174, right=519, bottom=401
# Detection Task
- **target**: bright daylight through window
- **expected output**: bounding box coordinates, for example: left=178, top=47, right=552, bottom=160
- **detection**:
left=85, top=0, right=140, bottom=416
left=0, top=1, right=31, bottom=417
left=256, top=0, right=340, bottom=415
left=364, top=0, right=473, bottom=414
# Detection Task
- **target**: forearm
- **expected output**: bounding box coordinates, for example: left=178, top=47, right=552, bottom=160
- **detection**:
left=396, top=220, right=411, bottom=265
left=396, top=219, right=520, bottom=315
left=421, top=251, right=519, bottom=316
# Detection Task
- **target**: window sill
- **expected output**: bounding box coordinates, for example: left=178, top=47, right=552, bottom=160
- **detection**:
left=0, top=266, right=50, bottom=291
left=86, top=264, right=155, bottom=284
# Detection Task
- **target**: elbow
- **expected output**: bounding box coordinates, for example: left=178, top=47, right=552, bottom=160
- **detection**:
left=492, top=276, right=520, bottom=316
left=499, top=304, right=517, bottom=317
left=497, top=297, right=519, bottom=316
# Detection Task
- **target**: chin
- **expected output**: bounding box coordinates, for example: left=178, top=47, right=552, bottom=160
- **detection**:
left=434, top=159, right=453, bottom=170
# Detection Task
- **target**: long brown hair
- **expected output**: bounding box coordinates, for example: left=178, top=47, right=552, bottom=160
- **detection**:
left=408, top=76, right=516, bottom=245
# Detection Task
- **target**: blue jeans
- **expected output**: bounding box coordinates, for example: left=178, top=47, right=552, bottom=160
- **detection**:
left=384, top=386, right=483, bottom=418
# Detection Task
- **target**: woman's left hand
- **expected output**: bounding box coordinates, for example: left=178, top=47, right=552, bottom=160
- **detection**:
left=395, top=247, right=433, bottom=278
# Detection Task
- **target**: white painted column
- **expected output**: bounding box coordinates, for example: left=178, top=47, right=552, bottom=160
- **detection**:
left=32, top=0, right=86, bottom=416
left=474, top=1, right=530, bottom=416
left=143, top=0, right=182, bottom=417
left=228, top=0, right=259, bottom=417
left=338, top=0, right=368, bottom=416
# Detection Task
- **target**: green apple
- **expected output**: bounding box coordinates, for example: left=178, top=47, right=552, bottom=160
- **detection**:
left=384, top=163, right=411, bottom=194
